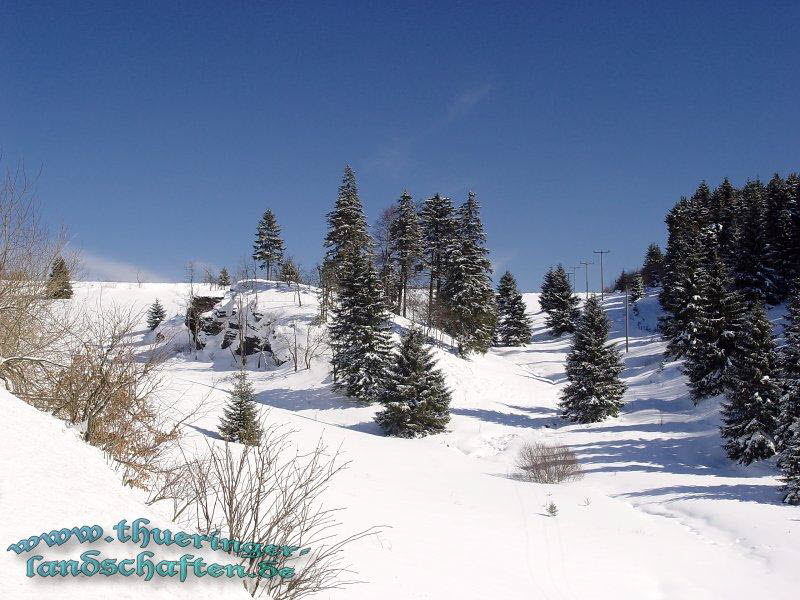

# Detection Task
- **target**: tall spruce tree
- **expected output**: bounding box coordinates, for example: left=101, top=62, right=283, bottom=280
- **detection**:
left=720, top=301, right=780, bottom=464
left=683, top=251, right=746, bottom=403
left=219, top=370, right=262, bottom=445
left=323, top=165, right=372, bottom=284
left=641, top=243, right=664, bottom=288
left=544, top=265, right=580, bottom=336
left=48, top=256, right=73, bottom=299
left=419, top=193, right=458, bottom=326
left=147, top=299, right=167, bottom=330
left=734, top=180, right=775, bottom=304
left=328, top=250, right=392, bottom=403
left=764, top=173, right=795, bottom=300
left=539, top=267, right=558, bottom=313
left=628, top=272, right=644, bottom=303
left=709, top=178, right=740, bottom=268
left=389, top=191, right=423, bottom=317
left=660, top=197, right=706, bottom=359
left=218, top=267, right=231, bottom=287
left=777, top=283, right=800, bottom=454
left=559, top=295, right=627, bottom=423
left=252, top=209, right=285, bottom=279
left=439, top=191, right=496, bottom=355
left=375, top=328, right=451, bottom=437
left=495, top=271, right=532, bottom=346
left=778, top=289, right=800, bottom=503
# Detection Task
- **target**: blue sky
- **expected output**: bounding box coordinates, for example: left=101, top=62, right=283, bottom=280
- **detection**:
left=1, top=1, right=798, bottom=290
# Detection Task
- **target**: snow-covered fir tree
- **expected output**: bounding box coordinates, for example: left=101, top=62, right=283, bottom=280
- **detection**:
left=719, top=301, right=780, bottom=464
left=48, top=256, right=73, bottom=299
left=709, top=178, right=741, bottom=270
left=252, top=209, right=285, bottom=279
left=660, top=197, right=706, bottom=359
left=641, top=243, right=664, bottom=288
left=219, top=370, right=262, bottom=445
left=280, top=257, right=300, bottom=285
left=628, top=272, right=644, bottom=303
left=419, top=193, right=458, bottom=325
left=439, top=191, right=497, bottom=355
left=495, top=271, right=532, bottom=346
left=544, top=265, right=580, bottom=337
left=733, top=180, right=776, bottom=304
left=683, top=251, right=745, bottom=403
left=538, top=267, right=558, bottom=313
left=777, top=283, right=800, bottom=453
left=777, top=284, right=800, bottom=503
left=375, top=328, right=451, bottom=437
left=146, top=298, right=167, bottom=330
left=559, top=295, right=627, bottom=423
left=218, top=267, right=231, bottom=287
left=323, top=165, right=372, bottom=284
left=389, top=191, right=423, bottom=317
left=328, top=250, right=392, bottom=403
left=764, top=173, right=796, bottom=301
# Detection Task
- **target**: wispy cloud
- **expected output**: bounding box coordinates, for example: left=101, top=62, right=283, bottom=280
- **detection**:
left=79, top=250, right=169, bottom=282
left=445, top=83, right=493, bottom=122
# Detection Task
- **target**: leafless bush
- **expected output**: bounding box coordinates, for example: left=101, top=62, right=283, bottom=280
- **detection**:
left=280, top=322, right=328, bottom=372
left=0, top=160, right=78, bottom=393
left=175, top=425, right=380, bottom=599
left=30, top=305, right=184, bottom=488
left=514, top=441, right=583, bottom=484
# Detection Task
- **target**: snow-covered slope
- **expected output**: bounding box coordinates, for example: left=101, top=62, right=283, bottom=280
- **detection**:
left=0, top=387, right=249, bottom=599
left=5, top=282, right=798, bottom=599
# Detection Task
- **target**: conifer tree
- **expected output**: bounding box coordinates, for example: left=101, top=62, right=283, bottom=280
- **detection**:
left=495, top=271, right=532, bottom=346
left=323, top=165, right=372, bottom=284
left=219, top=370, right=262, bottom=445
left=252, top=209, right=285, bottom=279
left=683, top=252, right=745, bottom=402
left=660, top=197, right=706, bottom=359
left=709, top=178, right=740, bottom=268
left=218, top=267, right=231, bottom=287
left=559, top=295, right=627, bottom=423
left=439, top=192, right=496, bottom=355
left=734, top=180, right=775, bottom=304
left=778, top=288, right=800, bottom=502
left=641, top=243, right=664, bottom=288
left=147, top=298, right=167, bottom=330
left=764, top=173, right=795, bottom=300
left=628, top=272, right=644, bottom=303
left=419, top=193, right=458, bottom=325
left=280, top=258, right=300, bottom=285
left=720, top=301, right=780, bottom=464
left=375, top=328, right=451, bottom=437
left=544, top=265, right=580, bottom=337
left=539, top=267, right=557, bottom=313
left=389, top=191, right=423, bottom=317
left=777, top=283, right=800, bottom=454
left=328, top=251, right=392, bottom=403
left=48, top=256, right=73, bottom=299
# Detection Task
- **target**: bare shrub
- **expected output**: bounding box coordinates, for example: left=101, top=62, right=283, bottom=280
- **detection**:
left=0, top=160, right=78, bottom=393
left=175, top=424, right=380, bottom=599
left=31, top=305, right=183, bottom=488
left=515, top=441, right=583, bottom=484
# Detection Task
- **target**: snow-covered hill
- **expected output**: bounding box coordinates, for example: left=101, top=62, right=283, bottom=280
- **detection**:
left=3, top=281, right=798, bottom=599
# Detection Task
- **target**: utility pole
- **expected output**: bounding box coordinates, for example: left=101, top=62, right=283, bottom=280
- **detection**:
left=624, top=284, right=630, bottom=353
left=568, top=266, right=578, bottom=289
left=593, top=250, right=610, bottom=301
left=579, top=260, right=593, bottom=300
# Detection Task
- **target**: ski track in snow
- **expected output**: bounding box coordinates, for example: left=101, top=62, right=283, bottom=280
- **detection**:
left=1, top=281, right=798, bottom=599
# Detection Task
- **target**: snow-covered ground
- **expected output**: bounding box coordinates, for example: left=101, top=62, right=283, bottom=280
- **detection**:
left=2, top=281, right=798, bottom=599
